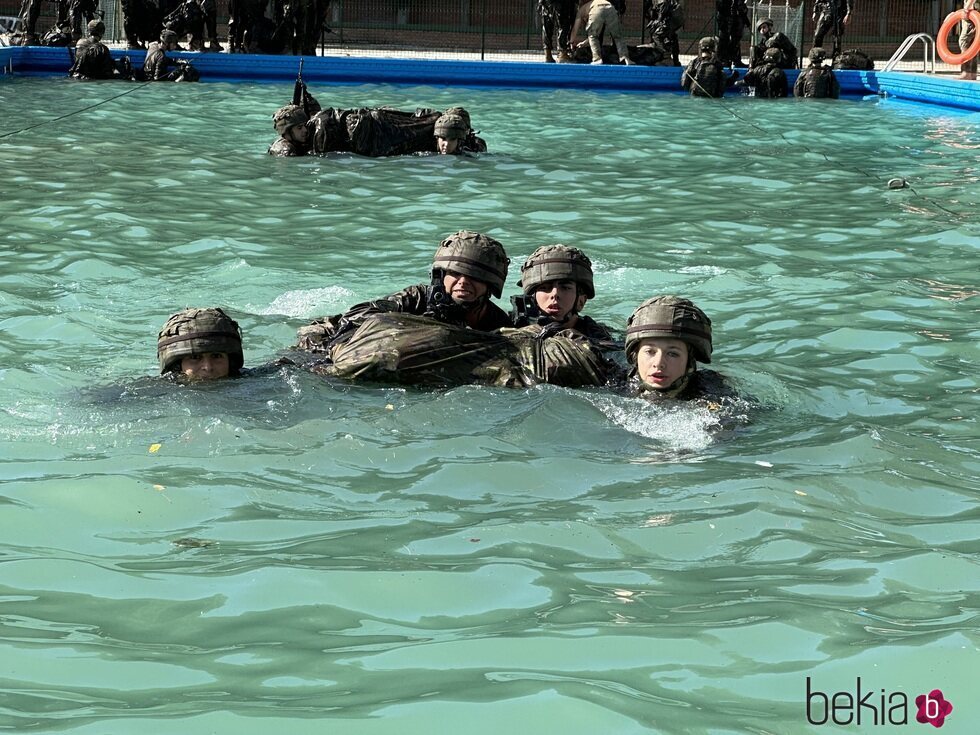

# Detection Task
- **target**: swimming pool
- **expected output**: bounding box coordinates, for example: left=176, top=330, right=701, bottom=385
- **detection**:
left=1, top=78, right=978, bottom=733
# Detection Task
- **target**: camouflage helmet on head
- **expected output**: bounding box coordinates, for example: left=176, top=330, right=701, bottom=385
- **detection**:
left=87, top=19, right=105, bottom=36
left=756, top=17, right=774, bottom=31
left=157, top=307, right=244, bottom=375
left=763, top=47, right=782, bottom=63
left=698, top=36, right=718, bottom=52
left=431, top=230, right=509, bottom=299
left=272, top=104, right=308, bottom=135
left=442, top=107, right=472, bottom=128
left=809, top=46, right=827, bottom=64
left=434, top=112, right=469, bottom=141
left=518, top=244, right=595, bottom=299
left=161, top=28, right=177, bottom=44
left=625, top=296, right=712, bottom=364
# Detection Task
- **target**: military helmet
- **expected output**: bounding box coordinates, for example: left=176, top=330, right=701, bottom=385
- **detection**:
left=442, top=106, right=472, bottom=128
left=763, top=47, right=782, bottom=63
left=272, top=104, right=308, bottom=135
left=434, top=112, right=469, bottom=140
left=157, top=307, right=244, bottom=374
left=756, top=17, right=774, bottom=31
left=625, top=296, right=712, bottom=364
left=161, top=29, right=177, bottom=43
left=431, top=230, right=509, bottom=299
left=698, top=36, right=718, bottom=52
left=87, top=19, right=105, bottom=36
left=809, top=47, right=827, bottom=63
left=518, top=244, right=595, bottom=299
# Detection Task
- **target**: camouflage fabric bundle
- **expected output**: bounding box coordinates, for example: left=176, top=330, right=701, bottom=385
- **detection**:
left=326, top=313, right=515, bottom=386
left=323, top=314, right=614, bottom=388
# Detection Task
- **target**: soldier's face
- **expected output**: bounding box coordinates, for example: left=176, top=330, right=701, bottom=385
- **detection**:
left=437, top=136, right=459, bottom=155
left=287, top=123, right=310, bottom=146
left=636, top=338, right=689, bottom=390
left=443, top=271, right=488, bottom=303
left=759, top=24, right=772, bottom=37
left=180, top=352, right=230, bottom=380
left=534, top=280, right=579, bottom=321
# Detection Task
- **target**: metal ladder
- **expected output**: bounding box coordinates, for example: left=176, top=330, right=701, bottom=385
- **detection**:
left=883, top=33, right=936, bottom=73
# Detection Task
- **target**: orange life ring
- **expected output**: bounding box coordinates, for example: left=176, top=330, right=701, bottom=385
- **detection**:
left=937, top=9, right=980, bottom=65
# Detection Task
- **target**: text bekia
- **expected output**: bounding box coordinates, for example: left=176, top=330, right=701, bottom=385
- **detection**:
left=806, top=677, right=909, bottom=726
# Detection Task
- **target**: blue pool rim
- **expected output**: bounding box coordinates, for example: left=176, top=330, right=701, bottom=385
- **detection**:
left=3, top=45, right=980, bottom=112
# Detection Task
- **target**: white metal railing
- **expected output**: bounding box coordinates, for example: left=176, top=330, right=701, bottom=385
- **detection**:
left=883, top=33, right=936, bottom=73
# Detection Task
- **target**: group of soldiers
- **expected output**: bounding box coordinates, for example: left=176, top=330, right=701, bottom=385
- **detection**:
left=157, top=231, right=736, bottom=404
left=268, top=78, right=487, bottom=158
left=64, top=17, right=199, bottom=79
left=536, top=0, right=864, bottom=77
left=683, top=31, right=842, bottom=98
left=13, top=0, right=331, bottom=54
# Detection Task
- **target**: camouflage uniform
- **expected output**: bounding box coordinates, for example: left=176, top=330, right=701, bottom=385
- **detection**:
left=742, top=48, right=788, bottom=97
left=681, top=37, right=738, bottom=97
left=512, top=244, right=615, bottom=345
left=297, top=231, right=512, bottom=353
left=66, top=0, right=98, bottom=42
left=121, top=0, right=162, bottom=49
left=643, top=0, right=683, bottom=66
left=749, top=18, right=798, bottom=68
left=69, top=20, right=119, bottom=79
left=272, top=98, right=486, bottom=158
left=625, top=296, right=735, bottom=401
left=812, top=0, right=852, bottom=55
left=716, top=0, right=749, bottom=67
left=157, top=307, right=244, bottom=376
left=538, top=0, right=577, bottom=62
left=793, top=47, right=840, bottom=98
left=144, top=30, right=178, bottom=79
left=268, top=104, right=311, bottom=156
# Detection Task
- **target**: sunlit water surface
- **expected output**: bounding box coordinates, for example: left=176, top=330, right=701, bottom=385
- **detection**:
left=1, top=77, right=979, bottom=734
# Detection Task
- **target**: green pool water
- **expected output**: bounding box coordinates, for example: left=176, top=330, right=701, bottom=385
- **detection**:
left=1, top=77, right=978, bottom=734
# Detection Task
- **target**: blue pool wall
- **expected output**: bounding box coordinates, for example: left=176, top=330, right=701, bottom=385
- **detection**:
left=3, top=45, right=980, bottom=112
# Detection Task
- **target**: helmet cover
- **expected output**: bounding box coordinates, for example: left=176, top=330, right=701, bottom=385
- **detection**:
left=272, top=104, right=308, bottom=135
left=157, top=307, right=244, bottom=374
left=431, top=231, right=509, bottom=299
left=625, top=296, right=712, bottom=364
left=518, top=244, right=595, bottom=299
left=434, top=113, right=469, bottom=140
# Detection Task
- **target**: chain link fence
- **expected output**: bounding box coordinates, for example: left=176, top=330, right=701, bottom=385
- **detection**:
left=0, top=0, right=957, bottom=66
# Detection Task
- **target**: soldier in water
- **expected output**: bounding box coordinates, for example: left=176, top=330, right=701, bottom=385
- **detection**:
left=625, top=296, right=736, bottom=401
left=157, top=308, right=244, bottom=381
left=69, top=19, right=121, bottom=79
left=144, top=28, right=199, bottom=80
left=793, top=47, right=840, bottom=98
left=740, top=47, right=788, bottom=97
left=296, top=231, right=513, bottom=354
left=269, top=97, right=486, bottom=158
left=511, top=245, right=614, bottom=343
left=682, top=36, right=739, bottom=97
